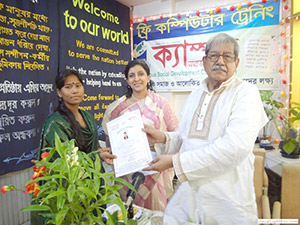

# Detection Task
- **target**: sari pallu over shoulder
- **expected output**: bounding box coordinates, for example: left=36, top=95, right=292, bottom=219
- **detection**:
left=40, top=110, right=99, bottom=155
left=102, top=90, right=178, bottom=211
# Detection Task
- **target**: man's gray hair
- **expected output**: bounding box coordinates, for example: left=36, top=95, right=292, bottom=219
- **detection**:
left=205, top=33, right=239, bottom=58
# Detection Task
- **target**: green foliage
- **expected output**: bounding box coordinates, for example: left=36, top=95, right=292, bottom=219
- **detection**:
left=260, top=90, right=300, bottom=154
left=282, top=139, right=298, bottom=155
left=260, top=90, right=283, bottom=120
left=260, top=90, right=283, bottom=139
left=22, top=133, right=136, bottom=225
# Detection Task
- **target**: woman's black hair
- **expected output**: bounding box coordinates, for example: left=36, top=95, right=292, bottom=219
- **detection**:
left=55, top=69, right=86, bottom=152
left=124, top=59, right=154, bottom=98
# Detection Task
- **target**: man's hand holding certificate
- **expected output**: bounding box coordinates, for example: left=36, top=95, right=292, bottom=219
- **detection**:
left=106, top=110, right=153, bottom=177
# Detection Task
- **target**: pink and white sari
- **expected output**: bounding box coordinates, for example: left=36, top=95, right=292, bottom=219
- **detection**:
left=102, top=89, right=178, bottom=211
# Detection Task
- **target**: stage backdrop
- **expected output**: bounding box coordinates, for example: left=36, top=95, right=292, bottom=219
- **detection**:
left=0, top=0, right=130, bottom=175
left=133, top=0, right=280, bottom=91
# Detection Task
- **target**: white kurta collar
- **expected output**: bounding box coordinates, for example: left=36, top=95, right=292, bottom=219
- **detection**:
left=201, top=75, right=237, bottom=93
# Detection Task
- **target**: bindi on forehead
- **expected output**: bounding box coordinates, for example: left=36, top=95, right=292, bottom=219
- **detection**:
left=64, top=81, right=81, bottom=85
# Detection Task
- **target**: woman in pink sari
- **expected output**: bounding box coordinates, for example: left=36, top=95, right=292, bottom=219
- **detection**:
left=102, top=59, right=178, bottom=211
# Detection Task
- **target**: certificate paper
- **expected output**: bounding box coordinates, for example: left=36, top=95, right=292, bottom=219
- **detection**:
left=106, top=110, right=153, bottom=177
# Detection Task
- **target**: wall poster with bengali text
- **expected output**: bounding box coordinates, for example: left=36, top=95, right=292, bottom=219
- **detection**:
left=0, top=0, right=130, bottom=176
left=133, top=0, right=280, bottom=92
left=0, top=0, right=59, bottom=175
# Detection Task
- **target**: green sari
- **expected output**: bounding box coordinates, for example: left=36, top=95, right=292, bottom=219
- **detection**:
left=39, top=110, right=99, bottom=155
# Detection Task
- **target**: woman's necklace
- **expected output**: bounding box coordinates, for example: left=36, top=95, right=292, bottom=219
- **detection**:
left=131, top=94, right=146, bottom=109
left=131, top=94, right=141, bottom=102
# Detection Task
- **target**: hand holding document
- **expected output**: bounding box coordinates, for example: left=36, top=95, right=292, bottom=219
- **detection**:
left=106, top=110, right=153, bottom=177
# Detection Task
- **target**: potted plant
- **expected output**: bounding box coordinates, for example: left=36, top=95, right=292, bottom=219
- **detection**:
left=0, top=134, right=137, bottom=225
left=261, top=91, right=300, bottom=158
left=275, top=102, right=300, bottom=158
left=259, top=90, right=283, bottom=149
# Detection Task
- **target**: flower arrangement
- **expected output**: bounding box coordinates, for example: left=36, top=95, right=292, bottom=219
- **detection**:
left=1, top=134, right=136, bottom=225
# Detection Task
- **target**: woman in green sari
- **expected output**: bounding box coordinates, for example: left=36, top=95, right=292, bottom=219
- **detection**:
left=32, top=69, right=114, bottom=225
left=39, top=69, right=114, bottom=162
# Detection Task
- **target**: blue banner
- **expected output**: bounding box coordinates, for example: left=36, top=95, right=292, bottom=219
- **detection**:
left=134, top=0, right=279, bottom=44
left=0, top=0, right=130, bottom=175
left=132, top=0, right=280, bottom=92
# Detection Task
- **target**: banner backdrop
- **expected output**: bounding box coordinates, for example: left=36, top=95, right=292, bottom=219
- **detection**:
left=0, top=0, right=59, bottom=175
left=58, top=0, right=130, bottom=137
left=0, top=0, right=130, bottom=175
left=133, top=0, right=280, bottom=91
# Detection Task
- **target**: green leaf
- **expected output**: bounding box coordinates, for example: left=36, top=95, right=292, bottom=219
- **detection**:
left=70, top=166, right=80, bottom=181
left=39, top=212, right=55, bottom=221
left=91, top=213, right=104, bottom=224
left=93, top=175, right=100, bottom=192
left=70, top=203, right=86, bottom=215
left=291, top=102, right=300, bottom=107
left=289, top=117, right=299, bottom=123
left=78, top=186, right=97, bottom=199
left=40, top=190, right=65, bottom=204
left=80, top=151, right=94, bottom=165
left=114, top=177, right=134, bottom=191
left=55, top=206, right=69, bottom=225
left=107, top=198, right=128, bottom=224
left=128, top=219, right=138, bottom=225
left=67, top=184, right=76, bottom=202
left=290, top=107, right=298, bottom=116
left=50, top=158, right=64, bottom=170
left=68, top=139, right=76, bottom=148
left=25, top=174, right=67, bottom=186
left=54, top=133, right=64, bottom=158
left=283, top=139, right=298, bottom=154
left=260, top=90, right=273, bottom=102
left=106, top=210, right=119, bottom=225
left=48, top=146, right=57, bottom=159
left=22, top=204, right=51, bottom=212
left=94, top=153, right=101, bottom=171
left=57, top=194, right=66, bottom=210
left=87, top=168, right=104, bottom=178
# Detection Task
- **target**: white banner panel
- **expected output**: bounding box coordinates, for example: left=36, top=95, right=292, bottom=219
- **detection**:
left=146, top=26, right=279, bottom=91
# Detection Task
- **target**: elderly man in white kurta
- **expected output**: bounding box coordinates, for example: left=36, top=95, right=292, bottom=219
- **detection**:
left=143, top=33, right=268, bottom=225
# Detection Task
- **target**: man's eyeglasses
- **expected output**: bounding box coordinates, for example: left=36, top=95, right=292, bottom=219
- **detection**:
left=205, top=53, right=236, bottom=63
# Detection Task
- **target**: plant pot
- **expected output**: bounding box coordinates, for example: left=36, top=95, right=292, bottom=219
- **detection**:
left=259, top=138, right=274, bottom=150
left=279, top=141, right=300, bottom=159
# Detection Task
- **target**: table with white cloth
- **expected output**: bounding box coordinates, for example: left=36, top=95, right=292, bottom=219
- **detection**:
left=265, top=148, right=300, bottom=176
left=264, top=147, right=300, bottom=209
